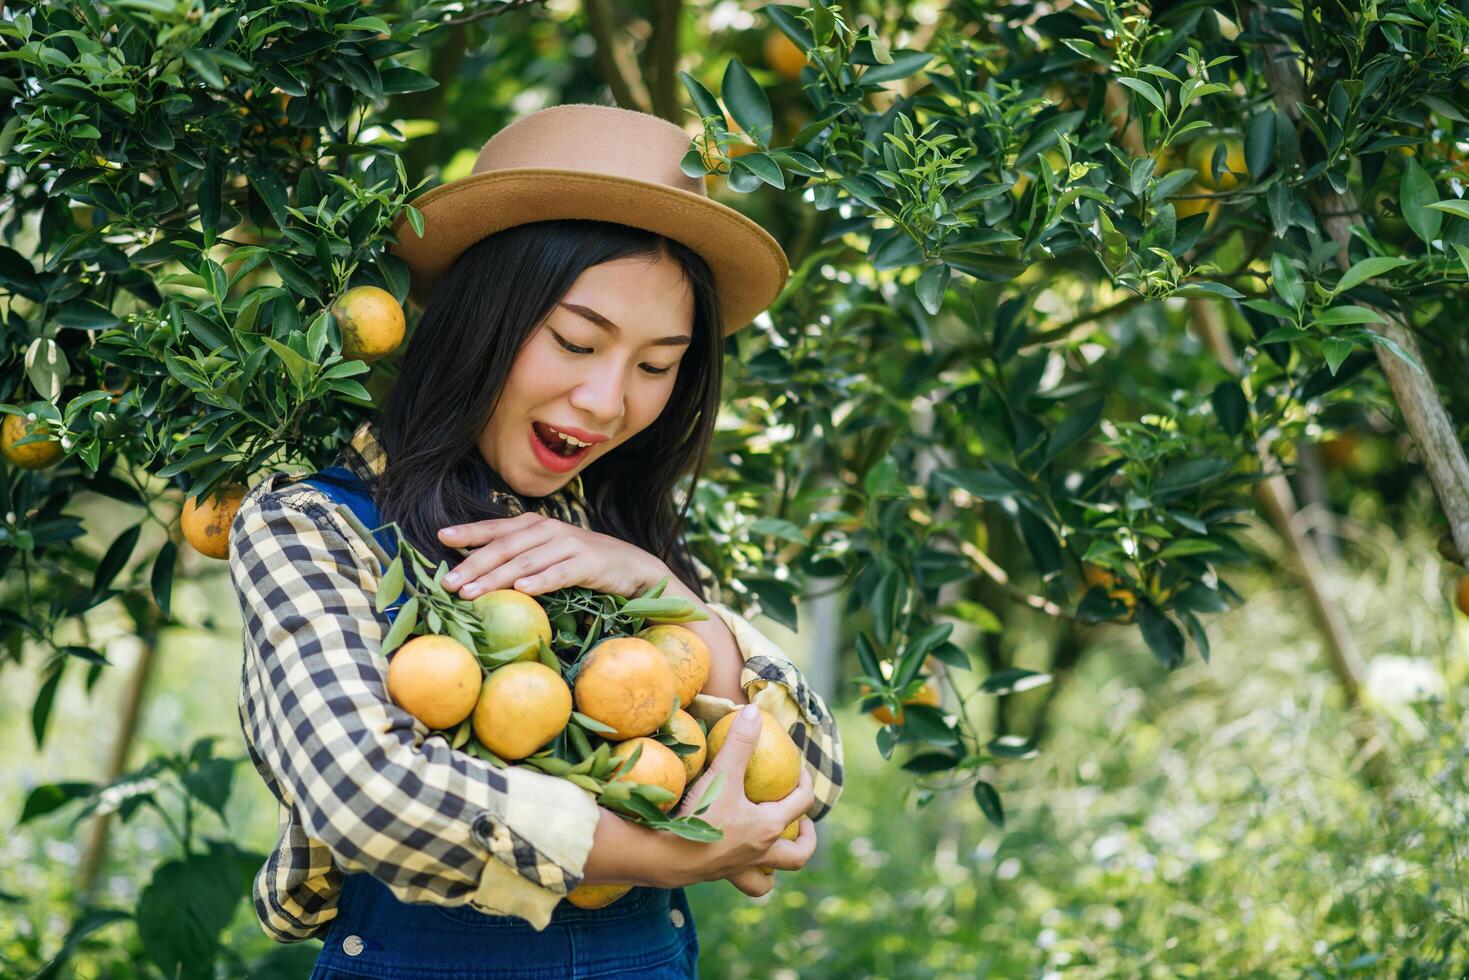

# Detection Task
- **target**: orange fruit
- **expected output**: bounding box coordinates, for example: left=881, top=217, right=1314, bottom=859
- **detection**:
left=757, top=819, right=801, bottom=874
left=666, top=708, right=708, bottom=785
left=705, top=707, right=801, bottom=803
left=763, top=30, right=807, bottom=81
left=635, top=624, right=711, bottom=708
left=182, top=485, right=246, bottom=560
left=1456, top=575, right=1469, bottom=618
left=1187, top=136, right=1247, bottom=191
left=472, top=661, right=571, bottom=760
left=330, top=285, right=405, bottom=362
left=610, top=737, right=687, bottom=812
left=565, top=883, right=632, bottom=909
left=470, top=590, right=552, bottom=662
left=573, top=636, right=678, bottom=740
left=1, top=415, right=64, bottom=470
left=859, top=679, right=942, bottom=725
left=386, top=634, right=482, bottom=730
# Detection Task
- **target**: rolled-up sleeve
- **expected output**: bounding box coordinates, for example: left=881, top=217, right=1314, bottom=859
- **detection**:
left=687, top=599, right=845, bottom=822
left=230, top=490, right=600, bottom=931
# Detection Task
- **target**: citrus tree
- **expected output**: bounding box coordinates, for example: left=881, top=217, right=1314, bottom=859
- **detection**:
left=3, top=0, right=1468, bottom=972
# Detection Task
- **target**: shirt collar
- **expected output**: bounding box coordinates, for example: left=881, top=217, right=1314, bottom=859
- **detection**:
left=346, top=421, right=591, bottom=527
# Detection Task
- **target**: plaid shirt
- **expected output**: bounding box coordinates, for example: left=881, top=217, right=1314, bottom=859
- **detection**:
left=230, top=424, right=844, bottom=941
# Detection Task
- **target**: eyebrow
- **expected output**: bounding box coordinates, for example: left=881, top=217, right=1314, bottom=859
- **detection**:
left=558, top=302, right=692, bottom=347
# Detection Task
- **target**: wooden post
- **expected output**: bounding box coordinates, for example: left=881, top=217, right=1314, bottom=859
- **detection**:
left=76, top=640, right=159, bottom=902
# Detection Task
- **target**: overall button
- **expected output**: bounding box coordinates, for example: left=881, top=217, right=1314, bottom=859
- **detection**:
left=342, top=935, right=365, bottom=956
left=670, top=908, right=685, bottom=928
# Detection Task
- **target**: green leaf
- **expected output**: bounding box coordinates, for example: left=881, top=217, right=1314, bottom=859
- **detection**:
left=1210, top=380, right=1248, bottom=437
left=1115, top=76, right=1166, bottom=116
left=733, top=151, right=784, bottom=189
left=860, top=50, right=933, bottom=85
left=1399, top=158, right=1442, bottom=245
left=679, top=71, right=722, bottom=120
left=151, top=540, right=177, bottom=619
left=1015, top=508, right=1062, bottom=578
left=936, top=467, right=1020, bottom=500
left=1045, top=399, right=1102, bottom=462
left=263, top=337, right=314, bottom=387
left=32, top=662, right=64, bottom=749
left=915, top=264, right=950, bottom=315
left=93, top=524, right=141, bottom=597
left=1427, top=200, right=1469, bottom=219
left=56, top=300, right=119, bottom=330
left=182, top=49, right=224, bottom=89
left=1322, top=338, right=1355, bottom=375
left=137, top=844, right=243, bottom=979
left=1245, top=109, right=1275, bottom=179
left=1335, top=256, right=1412, bottom=294
left=1154, top=538, right=1221, bottom=560
left=1137, top=604, right=1185, bottom=668
left=375, top=556, right=404, bottom=614
left=973, top=780, right=1004, bottom=828
left=20, top=782, right=97, bottom=825
left=980, top=668, right=1051, bottom=695
left=721, top=58, right=772, bottom=147
left=380, top=597, right=418, bottom=655
left=1312, top=305, right=1383, bottom=327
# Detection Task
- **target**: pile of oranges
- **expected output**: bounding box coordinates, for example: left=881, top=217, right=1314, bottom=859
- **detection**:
left=382, top=585, right=802, bottom=909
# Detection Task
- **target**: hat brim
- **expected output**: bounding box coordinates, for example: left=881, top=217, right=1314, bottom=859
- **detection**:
left=387, top=168, right=789, bottom=334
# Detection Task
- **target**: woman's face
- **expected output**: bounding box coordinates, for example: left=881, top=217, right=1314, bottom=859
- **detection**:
left=478, top=252, right=696, bottom=497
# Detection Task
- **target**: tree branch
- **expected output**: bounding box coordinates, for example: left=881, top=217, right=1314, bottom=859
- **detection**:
left=582, top=0, right=651, bottom=113
left=1257, top=14, right=1469, bottom=567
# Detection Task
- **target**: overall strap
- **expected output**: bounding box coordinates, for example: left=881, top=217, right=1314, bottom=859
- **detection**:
left=299, top=466, right=399, bottom=560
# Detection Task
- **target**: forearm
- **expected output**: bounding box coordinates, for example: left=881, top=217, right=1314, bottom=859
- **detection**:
left=581, top=808, right=681, bottom=888
left=656, top=568, right=748, bottom=704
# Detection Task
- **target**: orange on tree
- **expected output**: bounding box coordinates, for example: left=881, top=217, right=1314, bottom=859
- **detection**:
left=1456, top=575, right=1469, bottom=618
left=756, top=819, right=801, bottom=875
left=330, top=285, right=405, bottom=362
left=763, top=30, right=807, bottom=81
left=386, top=634, right=482, bottom=730
left=182, top=485, right=247, bottom=559
left=1083, top=563, right=1139, bottom=615
left=2, top=414, right=64, bottom=470
left=565, top=883, right=633, bottom=909
left=859, top=678, right=941, bottom=725
left=471, top=589, right=552, bottom=661
left=472, top=661, right=572, bottom=760
left=635, top=623, right=711, bottom=708
left=1187, top=135, right=1247, bottom=191
left=573, top=636, right=678, bottom=740
left=665, top=708, right=708, bottom=785
left=610, top=736, right=687, bottom=812
left=705, top=706, right=801, bottom=802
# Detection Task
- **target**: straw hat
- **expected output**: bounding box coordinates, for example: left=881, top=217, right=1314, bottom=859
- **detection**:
left=388, top=103, right=789, bottom=334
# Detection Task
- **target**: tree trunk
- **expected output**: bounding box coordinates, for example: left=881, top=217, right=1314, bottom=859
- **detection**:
left=1257, top=16, right=1469, bottom=567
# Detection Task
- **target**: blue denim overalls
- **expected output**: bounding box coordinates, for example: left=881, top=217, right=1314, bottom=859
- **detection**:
left=301, top=467, right=700, bottom=979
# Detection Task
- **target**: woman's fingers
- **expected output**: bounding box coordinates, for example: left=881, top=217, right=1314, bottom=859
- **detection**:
left=726, top=868, right=774, bottom=898
left=458, top=538, right=579, bottom=597
left=509, top=555, right=585, bottom=596
left=441, top=521, right=560, bottom=592
left=758, top=766, right=814, bottom=826
left=438, top=511, right=543, bottom=549
left=759, top=817, right=816, bottom=872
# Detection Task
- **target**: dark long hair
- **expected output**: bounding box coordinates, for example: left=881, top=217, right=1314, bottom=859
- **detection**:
left=366, top=219, right=723, bottom=597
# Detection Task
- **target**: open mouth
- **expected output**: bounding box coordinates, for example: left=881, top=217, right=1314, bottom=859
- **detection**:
left=530, top=421, right=594, bottom=467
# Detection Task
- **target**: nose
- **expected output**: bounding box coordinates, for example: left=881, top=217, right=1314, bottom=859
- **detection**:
left=568, top=362, right=625, bottom=429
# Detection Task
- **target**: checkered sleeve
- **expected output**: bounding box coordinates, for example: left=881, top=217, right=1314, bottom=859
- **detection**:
left=230, top=488, right=601, bottom=932
left=696, top=603, right=845, bottom=822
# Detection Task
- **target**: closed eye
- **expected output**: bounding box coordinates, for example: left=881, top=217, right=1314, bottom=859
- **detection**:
left=552, top=331, right=674, bottom=376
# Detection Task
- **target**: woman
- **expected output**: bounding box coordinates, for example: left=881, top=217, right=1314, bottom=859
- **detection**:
left=229, top=104, right=844, bottom=978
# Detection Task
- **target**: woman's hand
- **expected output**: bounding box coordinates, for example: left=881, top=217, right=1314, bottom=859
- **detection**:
left=437, top=513, right=668, bottom=599
left=659, top=705, right=818, bottom=895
